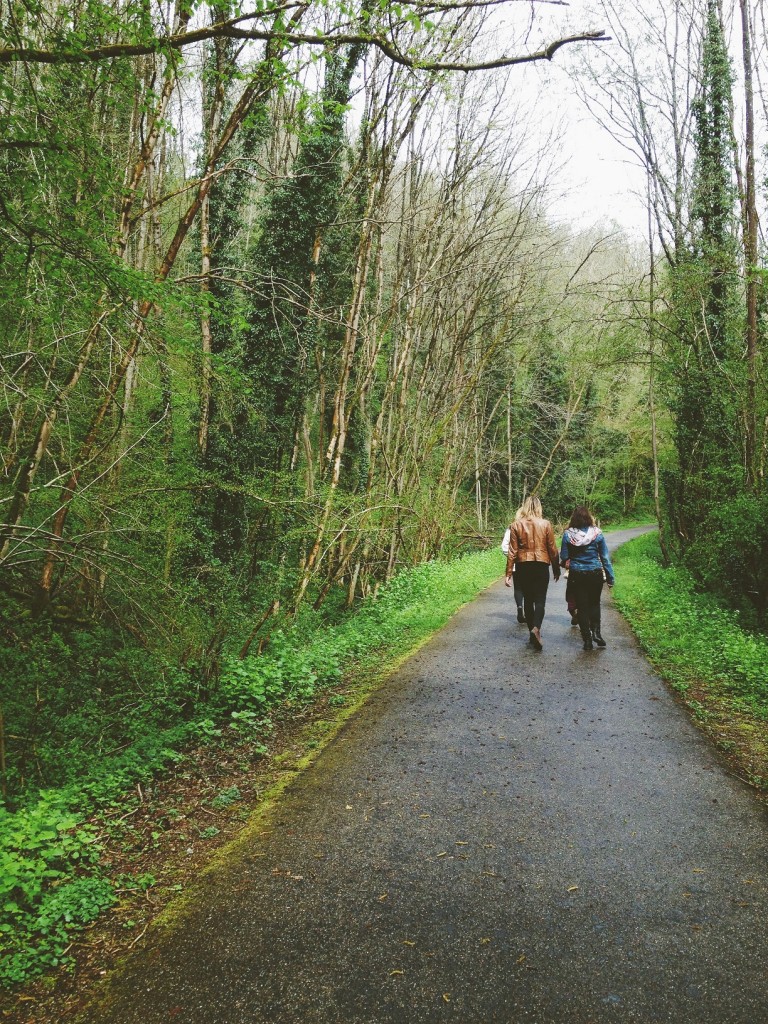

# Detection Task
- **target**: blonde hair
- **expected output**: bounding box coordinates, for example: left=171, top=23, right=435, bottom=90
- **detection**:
left=520, top=495, right=543, bottom=519
left=513, top=505, right=525, bottom=521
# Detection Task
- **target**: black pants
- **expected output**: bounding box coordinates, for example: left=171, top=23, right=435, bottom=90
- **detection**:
left=512, top=573, right=524, bottom=609
left=568, top=569, right=604, bottom=641
left=514, top=562, right=551, bottom=630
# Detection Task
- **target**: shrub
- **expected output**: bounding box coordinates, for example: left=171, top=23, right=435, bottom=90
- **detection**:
left=0, top=793, right=113, bottom=985
left=0, top=875, right=115, bottom=985
left=683, top=493, right=768, bottom=627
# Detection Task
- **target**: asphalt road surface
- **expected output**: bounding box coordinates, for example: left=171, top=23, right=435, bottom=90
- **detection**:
left=82, top=527, right=768, bottom=1024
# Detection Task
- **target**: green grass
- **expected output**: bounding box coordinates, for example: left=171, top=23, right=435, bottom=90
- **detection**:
left=214, top=548, right=506, bottom=728
left=0, top=547, right=505, bottom=986
left=613, top=532, right=768, bottom=720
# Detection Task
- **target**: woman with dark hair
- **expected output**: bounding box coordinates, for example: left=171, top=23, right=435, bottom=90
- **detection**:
left=560, top=505, right=615, bottom=651
left=505, top=495, right=560, bottom=651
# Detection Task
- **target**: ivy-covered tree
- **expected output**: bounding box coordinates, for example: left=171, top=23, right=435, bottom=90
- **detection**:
left=664, top=0, right=743, bottom=547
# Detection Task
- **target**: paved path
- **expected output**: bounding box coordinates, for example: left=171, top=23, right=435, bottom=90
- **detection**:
left=84, top=528, right=768, bottom=1024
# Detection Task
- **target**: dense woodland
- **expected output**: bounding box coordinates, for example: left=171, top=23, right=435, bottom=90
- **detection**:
left=1, top=0, right=768, bottom=989
left=0, top=0, right=766, bottom=808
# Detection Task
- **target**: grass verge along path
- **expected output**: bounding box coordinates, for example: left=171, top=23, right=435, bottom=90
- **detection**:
left=613, top=532, right=768, bottom=792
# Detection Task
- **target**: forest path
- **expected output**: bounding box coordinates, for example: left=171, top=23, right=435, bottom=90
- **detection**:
left=81, top=527, right=768, bottom=1024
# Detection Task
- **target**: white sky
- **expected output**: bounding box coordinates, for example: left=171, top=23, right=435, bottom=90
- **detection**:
left=536, top=69, right=649, bottom=236
left=481, top=2, right=651, bottom=239
left=499, top=51, right=649, bottom=239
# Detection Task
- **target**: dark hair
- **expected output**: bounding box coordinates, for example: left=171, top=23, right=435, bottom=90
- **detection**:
left=569, top=505, right=595, bottom=529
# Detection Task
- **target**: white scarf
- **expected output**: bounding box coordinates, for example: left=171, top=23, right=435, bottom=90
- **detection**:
left=565, top=526, right=600, bottom=547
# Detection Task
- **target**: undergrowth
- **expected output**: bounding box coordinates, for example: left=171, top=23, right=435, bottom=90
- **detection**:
left=0, top=548, right=503, bottom=986
left=613, top=532, right=768, bottom=720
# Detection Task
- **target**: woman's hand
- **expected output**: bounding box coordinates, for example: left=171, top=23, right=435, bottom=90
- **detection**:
left=505, top=576, right=512, bottom=588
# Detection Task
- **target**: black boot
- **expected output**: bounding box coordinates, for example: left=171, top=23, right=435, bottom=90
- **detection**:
left=517, top=605, right=525, bottom=623
left=591, top=627, right=606, bottom=648
left=580, top=622, right=593, bottom=651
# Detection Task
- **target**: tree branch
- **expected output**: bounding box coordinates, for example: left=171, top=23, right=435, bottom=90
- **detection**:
left=0, top=22, right=610, bottom=69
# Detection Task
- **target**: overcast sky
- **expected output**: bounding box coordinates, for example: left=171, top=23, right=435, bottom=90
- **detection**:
left=486, top=2, right=651, bottom=239
left=509, top=58, right=649, bottom=239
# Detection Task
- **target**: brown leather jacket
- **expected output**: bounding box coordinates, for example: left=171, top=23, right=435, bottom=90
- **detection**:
left=505, top=516, right=560, bottom=576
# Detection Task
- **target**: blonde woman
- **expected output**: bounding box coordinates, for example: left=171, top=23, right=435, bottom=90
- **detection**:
left=504, top=495, right=560, bottom=651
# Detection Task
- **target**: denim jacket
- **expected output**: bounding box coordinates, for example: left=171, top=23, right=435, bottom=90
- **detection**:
left=560, top=527, right=615, bottom=586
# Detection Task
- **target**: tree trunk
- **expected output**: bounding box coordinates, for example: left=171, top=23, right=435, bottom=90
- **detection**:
left=738, top=0, right=759, bottom=489
left=646, top=176, right=669, bottom=564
